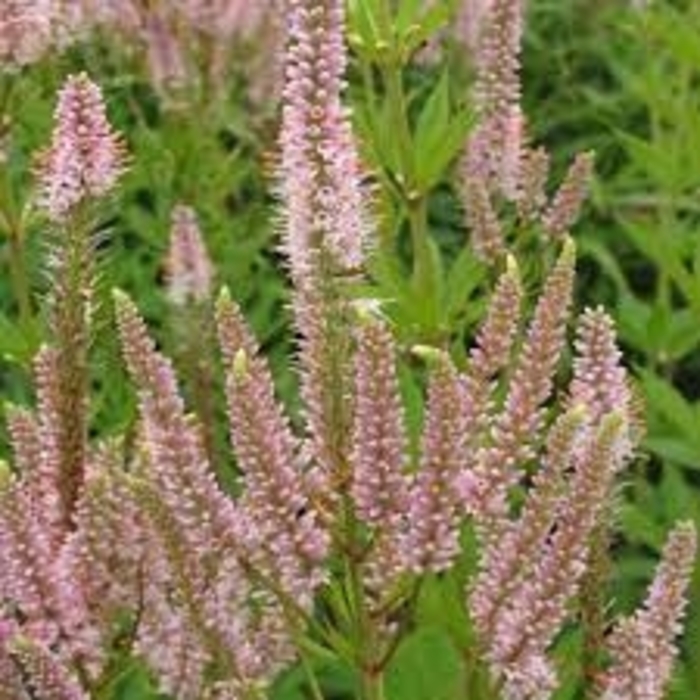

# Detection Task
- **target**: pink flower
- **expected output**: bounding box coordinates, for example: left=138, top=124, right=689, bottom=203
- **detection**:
left=465, top=0, right=525, bottom=198
left=36, top=73, right=126, bottom=221
left=473, top=239, right=576, bottom=522
left=216, top=289, right=329, bottom=606
left=455, top=0, right=495, bottom=53
left=350, top=319, right=409, bottom=531
left=401, top=352, right=469, bottom=573
left=165, top=205, right=214, bottom=306
left=541, top=151, right=594, bottom=239
left=602, top=521, right=697, bottom=700
left=474, top=414, right=628, bottom=698
left=278, top=0, right=368, bottom=278
left=0, top=0, right=53, bottom=70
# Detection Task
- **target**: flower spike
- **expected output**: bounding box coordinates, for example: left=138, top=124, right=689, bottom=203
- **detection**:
left=36, top=73, right=126, bottom=221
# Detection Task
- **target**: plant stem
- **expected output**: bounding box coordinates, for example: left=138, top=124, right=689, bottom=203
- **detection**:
left=50, top=210, right=93, bottom=524
left=407, top=196, right=432, bottom=292
left=360, top=666, right=386, bottom=700
left=0, top=81, right=32, bottom=328
left=580, top=517, right=612, bottom=697
left=346, top=527, right=386, bottom=700
left=379, top=41, right=431, bottom=292
left=298, top=647, right=325, bottom=700
left=7, top=220, right=33, bottom=328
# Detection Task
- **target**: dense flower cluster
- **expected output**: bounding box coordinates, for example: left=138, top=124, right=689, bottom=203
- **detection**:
left=165, top=205, right=214, bottom=306
left=601, top=521, right=697, bottom=699
left=0, top=0, right=89, bottom=71
left=85, top=0, right=274, bottom=98
left=460, top=0, right=594, bottom=262
left=0, top=0, right=53, bottom=70
left=277, top=0, right=370, bottom=495
left=36, top=73, right=125, bottom=221
left=278, top=0, right=368, bottom=278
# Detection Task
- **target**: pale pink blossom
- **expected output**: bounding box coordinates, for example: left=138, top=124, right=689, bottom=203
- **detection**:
left=166, top=205, right=214, bottom=306
left=216, top=289, right=329, bottom=606
left=542, top=151, right=594, bottom=239
left=37, top=73, right=126, bottom=221
left=401, top=353, right=469, bottom=573
left=0, top=0, right=53, bottom=70
left=465, top=0, right=525, bottom=198
left=278, top=0, right=368, bottom=278
left=602, top=521, right=697, bottom=700
left=473, top=239, right=576, bottom=522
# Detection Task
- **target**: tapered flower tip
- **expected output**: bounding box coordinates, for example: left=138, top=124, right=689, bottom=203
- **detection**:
left=111, top=287, right=130, bottom=309
left=505, top=253, right=519, bottom=276
left=542, top=151, right=595, bottom=239
left=0, top=460, right=11, bottom=491
left=165, top=205, right=213, bottom=305
left=36, top=72, right=126, bottom=221
left=216, top=285, right=233, bottom=307
left=232, top=348, right=249, bottom=380
left=561, top=235, right=576, bottom=262
left=411, top=345, right=449, bottom=365
left=350, top=298, right=390, bottom=325
left=602, top=520, right=697, bottom=700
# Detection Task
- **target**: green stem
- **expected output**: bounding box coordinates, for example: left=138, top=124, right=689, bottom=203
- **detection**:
left=580, top=517, right=613, bottom=697
left=407, top=196, right=431, bottom=292
left=0, top=82, right=32, bottom=328
left=345, top=527, right=386, bottom=700
left=298, top=647, right=325, bottom=700
left=0, top=73, right=15, bottom=116
left=360, top=666, right=386, bottom=700
left=379, top=43, right=431, bottom=292
left=50, top=209, right=94, bottom=524
left=7, top=221, right=33, bottom=328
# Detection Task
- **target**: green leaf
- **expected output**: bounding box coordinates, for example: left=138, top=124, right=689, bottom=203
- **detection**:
left=415, top=574, right=473, bottom=649
left=444, top=245, right=485, bottom=325
left=415, top=72, right=451, bottom=168
left=107, top=664, right=166, bottom=700
left=663, top=309, right=700, bottom=362
left=348, top=0, right=382, bottom=55
left=385, top=627, right=463, bottom=700
left=644, top=437, right=700, bottom=471
left=640, top=370, right=697, bottom=439
left=0, top=313, right=41, bottom=365
left=414, top=71, right=473, bottom=190
left=620, top=502, right=668, bottom=550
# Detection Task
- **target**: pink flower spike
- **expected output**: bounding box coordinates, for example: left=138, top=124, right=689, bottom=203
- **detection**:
left=216, top=289, right=329, bottom=606
left=9, top=636, right=88, bottom=700
left=570, top=307, right=627, bottom=420
left=0, top=1, right=53, bottom=70
left=350, top=318, right=409, bottom=532
left=541, top=151, right=594, bottom=239
left=165, top=205, right=214, bottom=306
left=455, top=0, right=495, bottom=53
left=601, top=521, right=697, bottom=700
left=278, top=0, right=369, bottom=278
left=473, top=238, right=576, bottom=522
left=37, top=73, right=126, bottom=221
left=465, top=0, right=525, bottom=198
left=401, top=350, right=468, bottom=574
